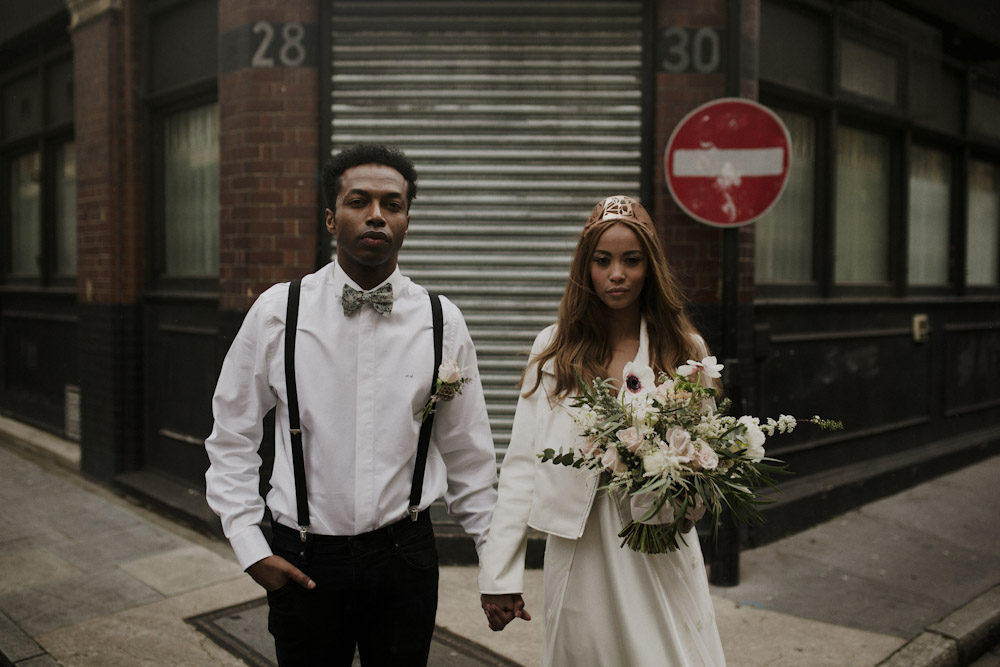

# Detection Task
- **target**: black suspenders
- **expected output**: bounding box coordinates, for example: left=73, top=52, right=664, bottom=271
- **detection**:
left=283, top=279, right=443, bottom=541
left=409, top=291, right=443, bottom=520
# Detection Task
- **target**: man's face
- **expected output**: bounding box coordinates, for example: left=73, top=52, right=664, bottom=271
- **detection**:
left=326, top=164, right=409, bottom=282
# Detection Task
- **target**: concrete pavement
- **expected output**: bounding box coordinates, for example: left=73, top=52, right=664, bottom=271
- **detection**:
left=0, top=421, right=997, bottom=666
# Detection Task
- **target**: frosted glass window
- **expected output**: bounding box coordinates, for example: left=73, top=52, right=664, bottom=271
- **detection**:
left=755, top=110, right=814, bottom=283
left=55, top=142, right=77, bottom=275
left=835, top=126, right=890, bottom=283
left=970, top=90, right=1000, bottom=142
left=840, top=38, right=897, bottom=105
left=907, top=146, right=950, bottom=285
left=966, top=160, right=999, bottom=286
left=10, top=151, right=41, bottom=276
left=164, top=103, right=219, bottom=276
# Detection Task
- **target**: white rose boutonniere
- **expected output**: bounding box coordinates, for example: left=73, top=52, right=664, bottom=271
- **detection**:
left=418, top=359, right=471, bottom=421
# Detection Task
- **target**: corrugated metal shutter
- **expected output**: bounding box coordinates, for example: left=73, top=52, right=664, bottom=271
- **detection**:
left=330, top=1, right=644, bottom=461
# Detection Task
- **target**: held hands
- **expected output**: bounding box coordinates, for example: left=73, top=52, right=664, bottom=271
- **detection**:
left=480, top=593, right=531, bottom=631
left=246, top=555, right=316, bottom=592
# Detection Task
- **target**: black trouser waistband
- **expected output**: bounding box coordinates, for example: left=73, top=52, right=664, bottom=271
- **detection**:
left=271, top=510, right=431, bottom=547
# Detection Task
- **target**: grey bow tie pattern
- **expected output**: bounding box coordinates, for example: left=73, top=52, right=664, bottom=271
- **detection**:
left=342, top=283, right=393, bottom=317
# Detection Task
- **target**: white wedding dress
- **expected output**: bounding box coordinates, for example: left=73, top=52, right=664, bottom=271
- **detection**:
left=541, top=492, right=726, bottom=666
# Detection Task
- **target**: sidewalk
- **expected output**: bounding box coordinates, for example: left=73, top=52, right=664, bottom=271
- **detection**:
left=0, top=429, right=997, bottom=666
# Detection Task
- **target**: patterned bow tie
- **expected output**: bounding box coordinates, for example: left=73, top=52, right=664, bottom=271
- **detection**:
left=342, top=283, right=393, bottom=317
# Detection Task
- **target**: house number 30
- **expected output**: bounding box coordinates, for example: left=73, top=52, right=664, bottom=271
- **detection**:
left=251, top=21, right=307, bottom=67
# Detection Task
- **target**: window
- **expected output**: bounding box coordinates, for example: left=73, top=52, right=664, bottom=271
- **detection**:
left=835, top=126, right=890, bottom=283
left=10, top=151, right=41, bottom=277
left=907, top=146, right=951, bottom=285
left=839, top=37, right=898, bottom=106
left=966, top=160, right=999, bottom=286
left=163, top=103, right=218, bottom=277
left=755, top=110, right=815, bottom=283
left=54, top=141, right=76, bottom=276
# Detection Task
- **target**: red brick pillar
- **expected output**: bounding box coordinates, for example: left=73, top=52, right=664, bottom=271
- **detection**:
left=69, top=0, right=145, bottom=479
left=652, top=0, right=758, bottom=312
left=218, top=0, right=320, bottom=315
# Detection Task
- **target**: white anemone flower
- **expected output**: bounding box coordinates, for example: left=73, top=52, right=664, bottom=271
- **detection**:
left=621, top=361, right=656, bottom=397
left=676, top=356, right=724, bottom=380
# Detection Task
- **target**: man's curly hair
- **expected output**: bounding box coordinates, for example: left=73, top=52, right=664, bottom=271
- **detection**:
left=322, top=144, right=418, bottom=212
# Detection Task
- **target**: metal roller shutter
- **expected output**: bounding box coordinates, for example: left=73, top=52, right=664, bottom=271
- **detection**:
left=330, top=0, right=644, bottom=461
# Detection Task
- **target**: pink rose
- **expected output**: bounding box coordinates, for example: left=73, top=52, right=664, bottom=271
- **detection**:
left=601, top=446, right=627, bottom=474
left=666, top=426, right=695, bottom=459
left=616, top=426, right=643, bottom=453
left=695, top=443, right=719, bottom=470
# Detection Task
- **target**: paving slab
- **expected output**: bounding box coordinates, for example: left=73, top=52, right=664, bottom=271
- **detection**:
left=0, top=567, right=163, bottom=635
left=59, top=523, right=189, bottom=573
left=36, top=577, right=261, bottom=666
left=713, top=596, right=904, bottom=667
left=118, top=545, right=244, bottom=596
left=715, top=545, right=948, bottom=639
left=0, top=609, right=46, bottom=663
left=772, top=513, right=998, bottom=604
left=0, top=548, right=83, bottom=594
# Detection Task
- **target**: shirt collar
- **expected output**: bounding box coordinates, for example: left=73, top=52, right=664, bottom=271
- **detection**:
left=331, top=260, right=403, bottom=298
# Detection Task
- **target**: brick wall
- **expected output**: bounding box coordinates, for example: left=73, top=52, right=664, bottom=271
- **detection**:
left=652, top=0, right=759, bottom=307
left=218, top=0, right=319, bottom=312
left=70, top=2, right=145, bottom=478
left=72, top=5, right=144, bottom=305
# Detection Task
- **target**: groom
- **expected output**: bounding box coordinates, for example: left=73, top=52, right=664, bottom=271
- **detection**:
left=205, top=144, right=498, bottom=665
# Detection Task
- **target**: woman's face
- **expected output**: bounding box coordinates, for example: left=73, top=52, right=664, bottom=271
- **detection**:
left=589, top=223, right=647, bottom=311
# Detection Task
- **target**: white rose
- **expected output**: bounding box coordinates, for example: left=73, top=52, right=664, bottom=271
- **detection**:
left=653, top=379, right=675, bottom=404
left=438, top=359, right=463, bottom=383
left=642, top=449, right=670, bottom=476
left=666, top=426, right=695, bottom=459
left=737, top=416, right=766, bottom=462
left=601, top=446, right=627, bottom=475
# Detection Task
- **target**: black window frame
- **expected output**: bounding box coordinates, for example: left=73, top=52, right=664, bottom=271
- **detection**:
left=756, top=0, right=1000, bottom=300
left=144, top=0, right=219, bottom=295
left=0, top=41, right=75, bottom=290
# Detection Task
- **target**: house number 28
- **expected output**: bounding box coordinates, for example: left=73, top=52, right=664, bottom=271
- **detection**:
left=251, top=21, right=307, bottom=67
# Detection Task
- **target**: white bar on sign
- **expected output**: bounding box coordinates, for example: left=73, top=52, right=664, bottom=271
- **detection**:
left=672, top=147, right=784, bottom=177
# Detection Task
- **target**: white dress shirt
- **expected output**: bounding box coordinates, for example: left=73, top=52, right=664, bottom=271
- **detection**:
left=205, top=261, right=498, bottom=570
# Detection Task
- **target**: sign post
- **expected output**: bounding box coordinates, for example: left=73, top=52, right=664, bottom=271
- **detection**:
left=665, top=96, right=791, bottom=586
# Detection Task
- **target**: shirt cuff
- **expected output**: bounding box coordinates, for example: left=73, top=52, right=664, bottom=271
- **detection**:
left=230, top=525, right=273, bottom=571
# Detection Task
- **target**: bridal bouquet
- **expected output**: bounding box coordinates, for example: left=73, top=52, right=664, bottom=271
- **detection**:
left=539, top=357, right=842, bottom=554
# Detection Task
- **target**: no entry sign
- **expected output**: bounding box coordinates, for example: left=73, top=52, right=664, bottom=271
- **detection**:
left=665, top=98, right=791, bottom=227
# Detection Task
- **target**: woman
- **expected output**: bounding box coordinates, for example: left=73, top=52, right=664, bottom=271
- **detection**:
left=478, top=195, right=725, bottom=666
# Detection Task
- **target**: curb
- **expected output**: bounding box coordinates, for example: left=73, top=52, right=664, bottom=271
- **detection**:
left=879, top=585, right=1000, bottom=666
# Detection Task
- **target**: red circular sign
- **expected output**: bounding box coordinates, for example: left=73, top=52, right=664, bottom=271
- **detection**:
left=665, top=98, right=791, bottom=227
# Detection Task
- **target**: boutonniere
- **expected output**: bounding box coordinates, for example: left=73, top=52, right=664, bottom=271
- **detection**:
left=418, top=359, right=471, bottom=422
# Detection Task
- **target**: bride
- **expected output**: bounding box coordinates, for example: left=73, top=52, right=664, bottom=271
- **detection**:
left=478, top=195, right=726, bottom=666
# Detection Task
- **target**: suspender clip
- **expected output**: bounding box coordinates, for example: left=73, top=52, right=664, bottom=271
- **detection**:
left=408, top=506, right=419, bottom=522
left=298, top=525, right=308, bottom=542
left=290, top=428, right=301, bottom=436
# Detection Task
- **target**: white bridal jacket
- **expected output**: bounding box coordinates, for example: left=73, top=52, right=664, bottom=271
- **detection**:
left=479, top=320, right=655, bottom=595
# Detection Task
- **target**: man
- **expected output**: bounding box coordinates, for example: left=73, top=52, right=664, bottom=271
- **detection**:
left=205, top=144, right=498, bottom=665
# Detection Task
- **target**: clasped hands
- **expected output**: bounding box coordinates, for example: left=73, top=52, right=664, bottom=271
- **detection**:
left=480, top=593, right=531, bottom=631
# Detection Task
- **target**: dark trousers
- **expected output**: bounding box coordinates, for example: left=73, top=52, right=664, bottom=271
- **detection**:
left=266, top=513, right=439, bottom=666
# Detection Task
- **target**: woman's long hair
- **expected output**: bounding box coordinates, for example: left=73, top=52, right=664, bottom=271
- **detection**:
left=523, top=213, right=703, bottom=401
